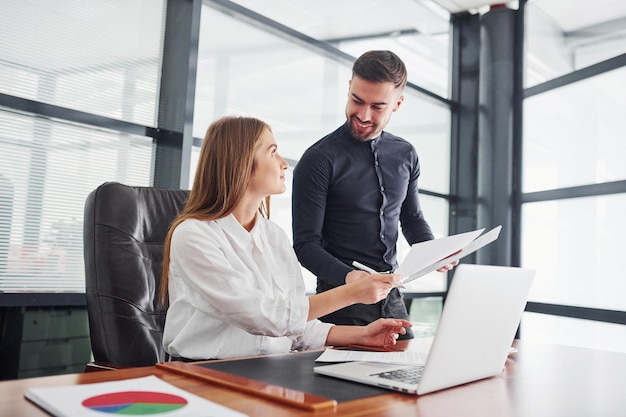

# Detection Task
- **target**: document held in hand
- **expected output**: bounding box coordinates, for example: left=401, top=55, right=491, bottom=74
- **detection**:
left=396, top=225, right=502, bottom=285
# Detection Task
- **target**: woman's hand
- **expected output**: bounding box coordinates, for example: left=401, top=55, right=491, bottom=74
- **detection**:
left=346, top=273, right=402, bottom=305
left=358, top=318, right=412, bottom=347
left=345, top=269, right=369, bottom=284
left=326, top=318, right=412, bottom=348
left=308, top=272, right=400, bottom=321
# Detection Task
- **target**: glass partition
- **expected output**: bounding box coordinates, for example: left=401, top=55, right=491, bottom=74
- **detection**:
left=0, top=111, right=153, bottom=292
left=522, top=194, right=626, bottom=311
left=0, top=0, right=164, bottom=126
left=526, top=1, right=626, bottom=87
left=523, top=67, right=626, bottom=192
left=229, top=0, right=451, bottom=97
left=193, top=3, right=452, bottom=292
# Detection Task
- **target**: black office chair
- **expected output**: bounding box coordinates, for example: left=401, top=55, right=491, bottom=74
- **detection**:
left=83, top=182, right=188, bottom=368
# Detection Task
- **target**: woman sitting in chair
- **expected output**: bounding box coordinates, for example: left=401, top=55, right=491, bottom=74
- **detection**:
left=160, top=116, right=409, bottom=360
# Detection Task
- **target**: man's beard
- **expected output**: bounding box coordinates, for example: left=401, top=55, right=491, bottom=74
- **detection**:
left=347, top=116, right=378, bottom=140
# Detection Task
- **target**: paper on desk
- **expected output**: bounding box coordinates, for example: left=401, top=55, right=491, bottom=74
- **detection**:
left=25, top=375, right=248, bottom=417
left=398, top=225, right=502, bottom=285
left=316, top=348, right=427, bottom=365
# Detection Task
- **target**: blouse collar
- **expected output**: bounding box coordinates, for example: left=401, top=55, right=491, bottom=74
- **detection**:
left=215, top=213, right=267, bottom=255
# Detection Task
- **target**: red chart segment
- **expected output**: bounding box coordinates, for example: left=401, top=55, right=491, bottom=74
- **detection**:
left=82, top=391, right=187, bottom=414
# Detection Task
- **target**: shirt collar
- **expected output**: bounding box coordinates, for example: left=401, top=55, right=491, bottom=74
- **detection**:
left=249, top=215, right=267, bottom=255
left=215, top=213, right=266, bottom=254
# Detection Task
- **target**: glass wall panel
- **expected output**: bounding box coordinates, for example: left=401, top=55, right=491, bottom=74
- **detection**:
left=193, top=6, right=348, bottom=144
left=521, top=194, right=626, bottom=310
left=522, top=1, right=626, bottom=347
left=193, top=4, right=451, bottom=292
left=194, top=5, right=450, bottom=192
left=0, top=0, right=164, bottom=126
left=526, top=1, right=626, bottom=87
left=0, top=110, right=154, bottom=292
left=523, top=67, right=626, bottom=192
left=390, top=91, right=450, bottom=194
left=522, top=312, right=626, bottom=354
left=230, top=0, right=451, bottom=98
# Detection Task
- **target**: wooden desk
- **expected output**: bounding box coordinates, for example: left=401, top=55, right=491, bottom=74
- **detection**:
left=3, top=340, right=626, bottom=416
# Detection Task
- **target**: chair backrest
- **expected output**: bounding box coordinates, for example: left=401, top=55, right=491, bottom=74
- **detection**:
left=83, top=182, right=188, bottom=367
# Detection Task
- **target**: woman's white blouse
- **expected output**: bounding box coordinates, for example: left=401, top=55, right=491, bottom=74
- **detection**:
left=162, top=214, right=333, bottom=360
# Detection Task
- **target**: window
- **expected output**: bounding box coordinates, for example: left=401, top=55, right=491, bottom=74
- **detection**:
left=523, top=67, right=626, bottom=192
left=525, top=2, right=626, bottom=87
left=0, top=1, right=163, bottom=126
left=522, top=0, right=626, bottom=352
left=230, top=0, right=451, bottom=98
left=192, top=2, right=452, bottom=292
left=0, top=0, right=164, bottom=293
left=0, top=111, right=154, bottom=291
left=522, top=195, right=626, bottom=310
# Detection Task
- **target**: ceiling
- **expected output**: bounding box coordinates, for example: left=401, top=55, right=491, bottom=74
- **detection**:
left=231, top=0, right=626, bottom=37
left=0, top=0, right=623, bottom=81
left=431, top=0, right=626, bottom=32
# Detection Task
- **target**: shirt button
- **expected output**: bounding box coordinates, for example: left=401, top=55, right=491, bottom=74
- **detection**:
left=375, top=160, right=379, bottom=166
left=381, top=234, right=385, bottom=239
left=380, top=210, right=384, bottom=216
left=380, top=186, right=384, bottom=192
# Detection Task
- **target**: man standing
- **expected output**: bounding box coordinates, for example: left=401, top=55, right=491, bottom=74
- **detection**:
left=293, top=50, right=451, bottom=339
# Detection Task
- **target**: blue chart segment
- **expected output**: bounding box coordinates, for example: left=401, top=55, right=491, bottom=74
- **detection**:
left=82, top=391, right=187, bottom=414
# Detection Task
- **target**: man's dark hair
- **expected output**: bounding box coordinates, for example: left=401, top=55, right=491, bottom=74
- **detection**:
left=352, top=50, right=407, bottom=89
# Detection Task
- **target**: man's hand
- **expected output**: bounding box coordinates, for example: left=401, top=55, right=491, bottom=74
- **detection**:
left=437, top=260, right=459, bottom=272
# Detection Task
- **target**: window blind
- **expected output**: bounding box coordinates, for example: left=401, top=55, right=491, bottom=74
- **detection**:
left=0, top=0, right=164, bottom=292
left=0, top=111, right=154, bottom=291
left=0, top=0, right=164, bottom=126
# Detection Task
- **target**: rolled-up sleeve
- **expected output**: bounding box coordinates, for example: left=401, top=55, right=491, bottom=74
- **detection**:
left=291, top=319, right=334, bottom=351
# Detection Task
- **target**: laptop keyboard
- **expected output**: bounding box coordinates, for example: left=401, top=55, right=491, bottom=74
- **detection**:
left=371, top=365, right=425, bottom=384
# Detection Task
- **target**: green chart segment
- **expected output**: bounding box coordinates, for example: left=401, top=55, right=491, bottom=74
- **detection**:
left=82, top=391, right=188, bottom=414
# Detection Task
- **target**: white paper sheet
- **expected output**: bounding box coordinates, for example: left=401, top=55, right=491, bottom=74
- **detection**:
left=315, top=348, right=427, bottom=365
left=395, top=229, right=484, bottom=277
left=399, top=226, right=502, bottom=285
left=25, top=375, right=248, bottom=417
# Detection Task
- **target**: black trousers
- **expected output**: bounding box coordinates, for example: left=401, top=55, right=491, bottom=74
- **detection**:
left=318, top=287, right=414, bottom=340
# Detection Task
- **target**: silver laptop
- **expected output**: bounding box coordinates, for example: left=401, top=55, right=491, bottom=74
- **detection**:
left=314, top=264, right=535, bottom=395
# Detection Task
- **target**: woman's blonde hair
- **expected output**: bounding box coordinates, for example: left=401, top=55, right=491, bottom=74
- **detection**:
left=159, top=116, right=271, bottom=304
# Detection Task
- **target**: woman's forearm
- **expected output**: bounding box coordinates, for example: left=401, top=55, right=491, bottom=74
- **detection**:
left=307, top=284, right=357, bottom=321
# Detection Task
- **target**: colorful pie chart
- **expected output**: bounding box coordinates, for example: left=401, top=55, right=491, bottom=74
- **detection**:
left=82, top=391, right=188, bottom=414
